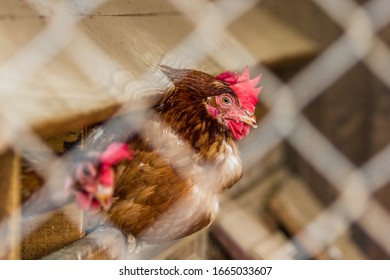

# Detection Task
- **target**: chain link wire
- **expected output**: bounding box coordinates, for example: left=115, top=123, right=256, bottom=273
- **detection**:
left=0, top=0, right=389, bottom=259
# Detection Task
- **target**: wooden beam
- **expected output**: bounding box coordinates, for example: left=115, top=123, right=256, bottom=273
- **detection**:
left=212, top=199, right=294, bottom=259
left=42, top=226, right=209, bottom=260
left=41, top=226, right=130, bottom=260
left=20, top=130, right=85, bottom=259
left=0, top=150, right=20, bottom=259
left=230, top=5, right=318, bottom=69
left=21, top=205, right=84, bottom=259
left=268, top=174, right=367, bottom=259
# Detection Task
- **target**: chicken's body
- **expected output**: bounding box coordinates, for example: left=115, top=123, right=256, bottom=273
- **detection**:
left=87, top=114, right=241, bottom=243
left=70, top=66, right=261, bottom=243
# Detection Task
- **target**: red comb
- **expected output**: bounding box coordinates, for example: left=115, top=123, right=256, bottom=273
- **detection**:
left=99, top=142, right=133, bottom=167
left=98, top=142, right=133, bottom=186
left=216, top=66, right=262, bottom=113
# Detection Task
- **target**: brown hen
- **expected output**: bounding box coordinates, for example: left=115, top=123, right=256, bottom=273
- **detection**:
left=25, top=65, right=262, bottom=244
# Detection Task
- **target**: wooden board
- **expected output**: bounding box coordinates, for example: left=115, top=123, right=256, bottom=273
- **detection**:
left=21, top=205, right=84, bottom=259
left=0, top=150, right=20, bottom=259
left=211, top=199, right=294, bottom=259
left=41, top=226, right=130, bottom=260
left=152, top=231, right=208, bottom=260
left=229, top=5, right=318, bottom=68
left=42, top=226, right=208, bottom=260
left=20, top=130, right=84, bottom=259
left=268, top=175, right=367, bottom=259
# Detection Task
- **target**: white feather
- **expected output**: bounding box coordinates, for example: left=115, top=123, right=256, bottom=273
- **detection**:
left=137, top=122, right=242, bottom=242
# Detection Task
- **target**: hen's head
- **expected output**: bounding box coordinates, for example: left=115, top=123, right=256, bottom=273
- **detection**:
left=159, top=65, right=262, bottom=140
left=214, top=67, right=262, bottom=140
left=67, top=143, right=133, bottom=212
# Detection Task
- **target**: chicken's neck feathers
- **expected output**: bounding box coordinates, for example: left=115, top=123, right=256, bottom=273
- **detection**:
left=154, top=88, right=236, bottom=162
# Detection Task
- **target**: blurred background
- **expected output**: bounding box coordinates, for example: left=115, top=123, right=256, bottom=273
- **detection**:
left=0, top=0, right=389, bottom=259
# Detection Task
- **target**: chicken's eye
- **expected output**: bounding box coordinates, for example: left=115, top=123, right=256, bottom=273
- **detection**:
left=82, top=166, right=91, bottom=176
left=221, top=96, right=232, bottom=105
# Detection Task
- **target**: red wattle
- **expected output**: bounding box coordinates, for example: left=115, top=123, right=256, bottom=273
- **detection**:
left=99, top=166, right=115, bottom=186
left=227, top=121, right=251, bottom=140
left=76, top=192, right=93, bottom=210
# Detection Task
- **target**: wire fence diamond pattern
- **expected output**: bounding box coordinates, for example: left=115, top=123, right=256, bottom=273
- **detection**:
left=0, top=0, right=389, bottom=259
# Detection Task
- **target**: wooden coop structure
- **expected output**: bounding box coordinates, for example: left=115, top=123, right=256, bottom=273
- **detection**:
left=1, top=0, right=389, bottom=260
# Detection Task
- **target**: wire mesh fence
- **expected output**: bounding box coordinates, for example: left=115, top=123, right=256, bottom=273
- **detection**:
left=0, top=0, right=389, bottom=259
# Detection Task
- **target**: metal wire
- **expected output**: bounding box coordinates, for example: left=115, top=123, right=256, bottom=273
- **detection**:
left=0, top=0, right=389, bottom=259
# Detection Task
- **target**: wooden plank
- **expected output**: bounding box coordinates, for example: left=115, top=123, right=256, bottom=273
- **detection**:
left=152, top=231, right=208, bottom=260
left=20, top=130, right=85, bottom=259
left=41, top=226, right=130, bottom=260
left=0, top=150, right=20, bottom=259
left=21, top=205, right=83, bottom=259
left=260, top=0, right=342, bottom=47
left=42, top=226, right=208, bottom=260
left=303, top=65, right=371, bottom=166
left=234, top=167, right=289, bottom=214
left=229, top=144, right=286, bottom=197
left=211, top=199, right=294, bottom=259
left=213, top=169, right=298, bottom=259
left=229, top=5, right=318, bottom=69
left=250, top=232, right=292, bottom=260
left=0, top=1, right=44, bottom=61
left=268, top=175, right=367, bottom=259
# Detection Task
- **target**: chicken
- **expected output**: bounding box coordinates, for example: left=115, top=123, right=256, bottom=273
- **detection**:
left=68, top=65, right=262, bottom=243
left=64, top=142, right=133, bottom=212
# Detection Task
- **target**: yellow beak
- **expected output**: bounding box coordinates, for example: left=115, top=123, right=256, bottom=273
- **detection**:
left=95, top=184, right=114, bottom=210
left=239, top=111, right=257, bottom=128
